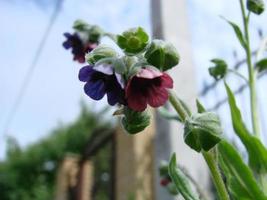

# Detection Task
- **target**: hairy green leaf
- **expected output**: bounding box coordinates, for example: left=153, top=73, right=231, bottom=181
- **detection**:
left=225, top=83, right=267, bottom=173
left=218, top=140, right=267, bottom=200
left=168, top=154, right=200, bottom=200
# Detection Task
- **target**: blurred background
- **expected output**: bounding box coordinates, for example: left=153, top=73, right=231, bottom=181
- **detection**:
left=0, top=0, right=267, bottom=199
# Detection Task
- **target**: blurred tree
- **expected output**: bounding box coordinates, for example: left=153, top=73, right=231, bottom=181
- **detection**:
left=0, top=103, right=113, bottom=200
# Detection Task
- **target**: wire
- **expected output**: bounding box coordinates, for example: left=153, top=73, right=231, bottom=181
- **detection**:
left=2, top=0, right=63, bottom=136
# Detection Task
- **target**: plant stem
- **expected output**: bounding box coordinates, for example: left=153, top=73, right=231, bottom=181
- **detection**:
left=168, top=90, right=188, bottom=122
left=202, top=151, right=230, bottom=200
left=227, top=69, right=248, bottom=83
left=168, top=91, right=230, bottom=200
left=239, top=0, right=261, bottom=138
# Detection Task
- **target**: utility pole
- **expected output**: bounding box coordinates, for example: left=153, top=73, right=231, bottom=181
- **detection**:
left=151, top=0, right=211, bottom=199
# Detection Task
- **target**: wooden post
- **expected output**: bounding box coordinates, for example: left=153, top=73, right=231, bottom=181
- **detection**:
left=115, top=111, right=155, bottom=200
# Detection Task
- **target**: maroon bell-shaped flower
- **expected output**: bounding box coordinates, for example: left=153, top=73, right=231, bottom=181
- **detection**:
left=126, top=68, right=173, bottom=112
left=63, top=32, right=97, bottom=63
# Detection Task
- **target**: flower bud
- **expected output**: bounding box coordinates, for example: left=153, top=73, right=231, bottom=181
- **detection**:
left=86, top=45, right=117, bottom=64
left=73, top=19, right=90, bottom=31
left=88, top=25, right=103, bottom=43
left=208, top=59, right=227, bottom=80
left=247, top=0, right=265, bottom=15
left=117, top=27, right=149, bottom=54
left=73, top=20, right=103, bottom=43
left=145, top=39, right=180, bottom=71
left=184, top=112, right=222, bottom=152
left=121, top=107, right=150, bottom=134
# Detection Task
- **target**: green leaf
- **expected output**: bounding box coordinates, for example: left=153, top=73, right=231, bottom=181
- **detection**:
left=168, top=154, right=200, bottom=200
left=225, top=83, right=267, bottom=173
left=222, top=18, right=247, bottom=49
left=196, top=99, right=206, bottom=113
left=184, top=112, right=222, bottom=152
left=218, top=140, right=267, bottom=200
left=208, top=59, right=228, bottom=80
left=256, top=58, right=267, bottom=73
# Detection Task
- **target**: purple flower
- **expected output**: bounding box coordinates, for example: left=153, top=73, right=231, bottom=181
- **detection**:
left=63, top=33, right=97, bottom=63
left=126, top=68, right=173, bottom=112
left=79, top=64, right=125, bottom=105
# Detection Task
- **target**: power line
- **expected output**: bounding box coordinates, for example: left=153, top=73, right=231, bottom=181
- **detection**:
left=2, top=0, right=63, bottom=136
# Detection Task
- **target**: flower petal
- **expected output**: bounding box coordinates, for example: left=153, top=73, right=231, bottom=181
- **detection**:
left=84, top=80, right=106, bottom=100
left=147, top=86, right=168, bottom=108
left=115, top=73, right=125, bottom=89
left=136, top=68, right=162, bottom=79
left=107, top=91, right=119, bottom=106
left=127, top=93, right=147, bottom=111
left=161, top=73, right=173, bottom=88
left=78, top=65, right=94, bottom=82
left=93, top=63, right=113, bottom=75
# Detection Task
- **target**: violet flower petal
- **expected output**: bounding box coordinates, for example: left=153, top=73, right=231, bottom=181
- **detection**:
left=84, top=80, right=106, bottom=100
left=78, top=65, right=94, bottom=82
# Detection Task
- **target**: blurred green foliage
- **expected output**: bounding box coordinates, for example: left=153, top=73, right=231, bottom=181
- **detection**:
left=0, top=103, right=114, bottom=200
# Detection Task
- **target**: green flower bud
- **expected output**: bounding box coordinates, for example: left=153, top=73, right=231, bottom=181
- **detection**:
left=121, top=107, right=150, bottom=134
left=117, top=27, right=149, bottom=54
left=86, top=45, right=117, bottom=64
left=184, top=112, right=222, bottom=152
left=73, top=19, right=90, bottom=31
left=73, top=20, right=103, bottom=43
left=145, top=39, right=180, bottom=71
left=247, top=0, right=265, bottom=15
left=208, top=59, right=228, bottom=80
left=88, top=25, right=103, bottom=43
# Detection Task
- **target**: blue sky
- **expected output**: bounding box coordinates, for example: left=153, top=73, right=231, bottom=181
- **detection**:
left=0, top=0, right=267, bottom=159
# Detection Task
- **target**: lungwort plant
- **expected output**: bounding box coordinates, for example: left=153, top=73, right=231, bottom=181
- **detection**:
left=63, top=0, right=267, bottom=199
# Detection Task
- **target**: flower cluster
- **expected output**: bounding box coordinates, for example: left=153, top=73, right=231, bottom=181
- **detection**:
left=63, top=24, right=179, bottom=134
left=63, top=20, right=103, bottom=63
left=63, top=33, right=98, bottom=63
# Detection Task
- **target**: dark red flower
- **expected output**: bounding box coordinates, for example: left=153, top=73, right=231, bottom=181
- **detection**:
left=126, top=68, right=173, bottom=112
left=160, top=178, right=171, bottom=186
left=63, top=32, right=97, bottom=63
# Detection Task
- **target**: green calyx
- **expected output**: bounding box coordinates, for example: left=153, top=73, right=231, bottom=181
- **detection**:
left=121, top=107, right=150, bottom=134
left=209, top=59, right=228, bottom=80
left=247, top=0, right=265, bottom=15
left=184, top=112, right=222, bottom=152
left=86, top=45, right=118, bottom=64
left=117, top=27, right=149, bottom=54
left=73, top=20, right=103, bottom=43
left=145, top=39, right=180, bottom=71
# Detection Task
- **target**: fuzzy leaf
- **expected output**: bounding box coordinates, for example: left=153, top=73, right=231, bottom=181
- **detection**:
left=218, top=140, right=267, bottom=200
left=168, top=154, right=200, bottom=200
left=225, top=83, right=267, bottom=173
